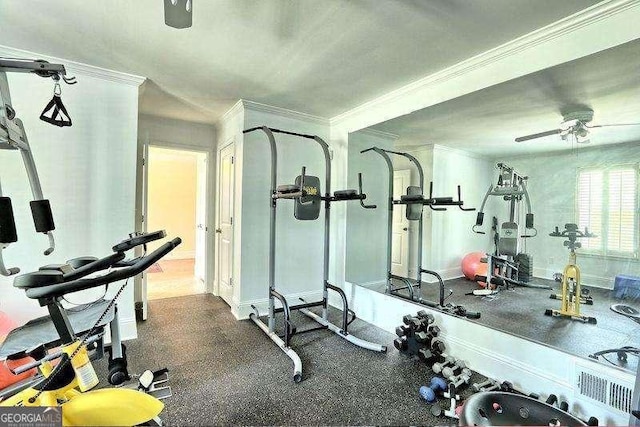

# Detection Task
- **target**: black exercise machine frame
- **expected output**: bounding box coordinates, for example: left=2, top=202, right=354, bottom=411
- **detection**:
left=243, top=126, right=386, bottom=383
left=360, top=146, right=479, bottom=319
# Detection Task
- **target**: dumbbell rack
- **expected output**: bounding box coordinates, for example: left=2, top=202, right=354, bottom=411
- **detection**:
left=243, top=126, right=387, bottom=383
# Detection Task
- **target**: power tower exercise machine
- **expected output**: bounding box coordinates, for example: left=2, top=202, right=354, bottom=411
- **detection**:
left=243, top=126, right=387, bottom=383
left=544, top=224, right=597, bottom=324
left=472, top=163, right=550, bottom=293
left=360, top=147, right=480, bottom=319
left=0, top=58, right=75, bottom=276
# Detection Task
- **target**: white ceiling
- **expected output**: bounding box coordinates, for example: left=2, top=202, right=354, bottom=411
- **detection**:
left=0, top=0, right=599, bottom=124
left=372, top=39, right=640, bottom=157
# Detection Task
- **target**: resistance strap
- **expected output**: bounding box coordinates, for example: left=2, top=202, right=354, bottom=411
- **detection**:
left=39, top=87, right=71, bottom=127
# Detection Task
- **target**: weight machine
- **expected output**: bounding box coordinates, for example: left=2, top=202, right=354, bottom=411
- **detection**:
left=0, top=58, right=76, bottom=276
left=472, top=162, right=550, bottom=292
left=243, top=126, right=387, bottom=383
left=544, top=223, right=597, bottom=324
left=360, top=147, right=480, bottom=319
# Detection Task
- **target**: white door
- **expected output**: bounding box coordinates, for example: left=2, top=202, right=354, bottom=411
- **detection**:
left=217, top=143, right=234, bottom=305
left=391, top=169, right=411, bottom=277
left=194, top=154, right=207, bottom=284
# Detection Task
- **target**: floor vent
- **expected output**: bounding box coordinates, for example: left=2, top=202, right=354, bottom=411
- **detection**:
left=576, top=367, right=634, bottom=414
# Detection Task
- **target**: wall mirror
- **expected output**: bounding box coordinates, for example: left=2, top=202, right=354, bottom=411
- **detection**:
left=346, top=39, right=640, bottom=374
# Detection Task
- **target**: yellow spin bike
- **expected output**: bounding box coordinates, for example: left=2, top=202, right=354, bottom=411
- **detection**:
left=0, top=232, right=181, bottom=425
left=544, top=224, right=597, bottom=324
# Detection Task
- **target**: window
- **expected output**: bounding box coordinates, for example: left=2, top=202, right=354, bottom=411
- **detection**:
left=577, top=165, right=638, bottom=258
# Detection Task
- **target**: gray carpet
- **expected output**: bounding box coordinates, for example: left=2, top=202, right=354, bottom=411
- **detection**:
left=372, top=276, right=640, bottom=372
left=100, top=294, right=483, bottom=426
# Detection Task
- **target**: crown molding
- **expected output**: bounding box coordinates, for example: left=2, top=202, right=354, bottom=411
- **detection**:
left=330, top=0, right=640, bottom=130
left=353, top=127, right=399, bottom=141
left=218, top=100, right=244, bottom=125
left=0, top=44, right=145, bottom=87
left=241, top=99, right=329, bottom=126
left=432, top=143, right=491, bottom=161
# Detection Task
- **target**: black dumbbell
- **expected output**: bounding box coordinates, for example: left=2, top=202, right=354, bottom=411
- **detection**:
left=587, top=416, right=598, bottom=426
left=559, top=401, right=569, bottom=412
left=545, top=394, right=558, bottom=405
left=395, top=325, right=410, bottom=337
left=402, top=314, right=414, bottom=325
left=417, top=310, right=435, bottom=324
left=393, top=337, right=408, bottom=351
left=418, top=348, right=441, bottom=364
left=415, top=331, right=430, bottom=343
left=427, top=324, right=441, bottom=337
left=431, top=339, right=446, bottom=354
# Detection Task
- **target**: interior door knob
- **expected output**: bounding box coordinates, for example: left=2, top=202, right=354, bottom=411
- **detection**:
left=403, top=227, right=408, bottom=231
left=215, top=228, right=222, bottom=233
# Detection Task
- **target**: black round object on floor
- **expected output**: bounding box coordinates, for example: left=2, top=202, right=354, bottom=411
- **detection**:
left=459, top=392, right=586, bottom=426
left=610, top=303, right=640, bottom=319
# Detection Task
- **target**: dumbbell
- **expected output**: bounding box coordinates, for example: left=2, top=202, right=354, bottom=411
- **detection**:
left=472, top=379, right=497, bottom=392
left=416, top=310, right=435, bottom=324
left=415, top=330, right=430, bottom=343
left=418, top=376, right=447, bottom=403
left=432, top=355, right=455, bottom=374
left=442, top=360, right=466, bottom=379
left=393, top=336, right=408, bottom=351
left=431, top=339, right=446, bottom=354
left=426, top=324, right=441, bottom=337
left=545, top=394, right=558, bottom=406
left=418, top=348, right=442, bottom=364
left=559, top=401, right=569, bottom=412
left=449, top=368, right=472, bottom=389
left=395, top=325, right=411, bottom=337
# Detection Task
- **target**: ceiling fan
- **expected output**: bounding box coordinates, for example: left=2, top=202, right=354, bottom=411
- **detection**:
left=164, top=0, right=192, bottom=29
left=514, top=108, right=640, bottom=144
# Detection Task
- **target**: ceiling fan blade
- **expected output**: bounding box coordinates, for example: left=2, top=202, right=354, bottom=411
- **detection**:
left=514, top=128, right=562, bottom=142
left=586, top=122, right=640, bottom=128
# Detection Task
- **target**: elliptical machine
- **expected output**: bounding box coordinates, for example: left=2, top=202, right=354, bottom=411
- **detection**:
left=544, top=224, right=597, bottom=324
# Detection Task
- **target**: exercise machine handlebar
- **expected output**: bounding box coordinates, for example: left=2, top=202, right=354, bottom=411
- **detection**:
left=358, top=173, right=376, bottom=209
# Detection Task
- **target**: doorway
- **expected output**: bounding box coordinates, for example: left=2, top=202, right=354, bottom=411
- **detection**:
left=145, top=146, right=208, bottom=300
left=391, top=169, right=411, bottom=277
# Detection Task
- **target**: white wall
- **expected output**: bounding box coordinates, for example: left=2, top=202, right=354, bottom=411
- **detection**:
left=0, top=48, right=143, bottom=340
left=428, top=145, right=494, bottom=278
left=494, top=142, right=640, bottom=288
left=345, top=130, right=395, bottom=285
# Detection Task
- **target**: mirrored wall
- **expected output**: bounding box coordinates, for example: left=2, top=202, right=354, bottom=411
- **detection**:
left=345, top=39, right=640, bottom=374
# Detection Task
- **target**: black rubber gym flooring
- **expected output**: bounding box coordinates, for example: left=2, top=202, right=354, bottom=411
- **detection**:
left=101, top=294, right=484, bottom=426
left=374, top=277, right=640, bottom=373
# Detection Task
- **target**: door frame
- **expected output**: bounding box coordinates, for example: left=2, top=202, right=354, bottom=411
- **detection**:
left=214, top=138, right=235, bottom=297
left=135, top=139, right=215, bottom=316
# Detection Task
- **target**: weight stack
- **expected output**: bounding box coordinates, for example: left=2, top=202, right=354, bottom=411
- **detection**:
left=515, top=253, right=532, bottom=283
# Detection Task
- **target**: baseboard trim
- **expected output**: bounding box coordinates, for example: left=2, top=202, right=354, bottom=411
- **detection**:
left=533, top=267, right=612, bottom=289
left=423, top=267, right=463, bottom=283
left=234, top=289, right=324, bottom=320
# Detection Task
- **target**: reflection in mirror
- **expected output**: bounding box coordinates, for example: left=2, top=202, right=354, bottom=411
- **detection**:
left=346, top=39, right=640, bottom=374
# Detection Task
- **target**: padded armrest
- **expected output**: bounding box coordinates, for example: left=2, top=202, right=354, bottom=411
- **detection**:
left=401, top=194, right=424, bottom=202
left=14, top=270, right=64, bottom=289
left=277, top=184, right=300, bottom=194
left=333, top=189, right=357, bottom=198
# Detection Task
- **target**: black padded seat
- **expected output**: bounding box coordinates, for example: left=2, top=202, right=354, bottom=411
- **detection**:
left=334, top=189, right=357, bottom=198
left=13, top=270, right=63, bottom=289
left=401, top=194, right=424, bottom=202
left=277, top=184, right=299, bottom=193
left=0, top=299, right=114, bottom=359
left=66, top=257, right=99, bottom=269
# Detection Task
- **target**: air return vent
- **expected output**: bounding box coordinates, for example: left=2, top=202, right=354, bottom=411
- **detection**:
left=576, top=365, right=634, bottom=414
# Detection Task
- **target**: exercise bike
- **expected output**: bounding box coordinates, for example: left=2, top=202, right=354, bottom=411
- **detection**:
left=544, top=224, right=597, bottom=324
left=0, top=231, right=181, bottom=425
